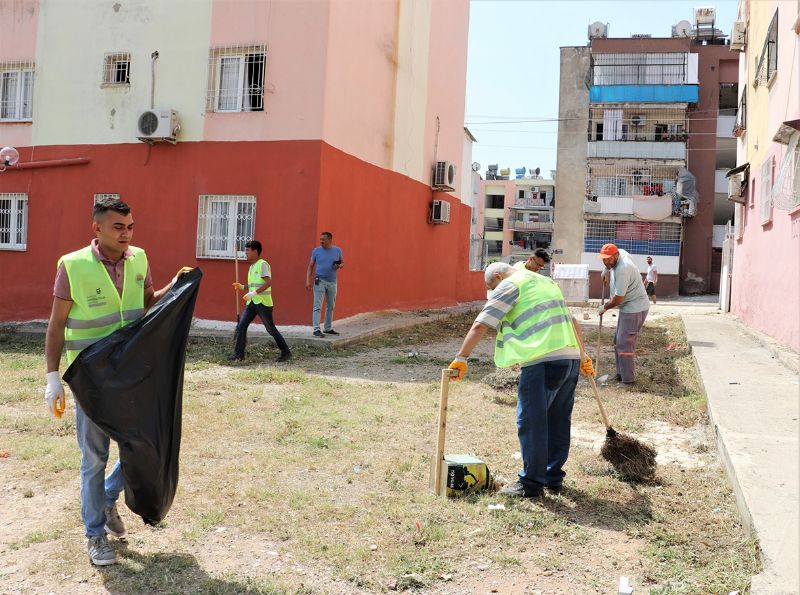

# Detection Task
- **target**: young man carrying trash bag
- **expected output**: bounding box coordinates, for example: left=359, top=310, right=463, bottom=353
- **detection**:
left=44, top=197, right=195, bottom=566
left=448, top=262, right=594, bottom=498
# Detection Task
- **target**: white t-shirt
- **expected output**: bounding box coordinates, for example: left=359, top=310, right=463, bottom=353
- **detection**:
left=646, top=264, right=657, bottom=283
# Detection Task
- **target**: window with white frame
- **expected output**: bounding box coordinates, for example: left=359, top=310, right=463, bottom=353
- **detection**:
left=102, top=53, right=130, bottom=85
left=196, top=195, right=256, bottom=258
left=760, top=156, right=774, bottom=224
left=206, top=44, right=266, bottom=112
left=0, top=193, right=28, bottom=250
left=0, top=62, right=34, bottom=121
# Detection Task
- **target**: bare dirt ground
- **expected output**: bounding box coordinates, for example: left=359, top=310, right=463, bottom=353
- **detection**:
left=0, top=310, right=759, bottom=594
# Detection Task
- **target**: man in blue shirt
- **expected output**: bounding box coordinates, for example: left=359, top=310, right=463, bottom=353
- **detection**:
left=305, top=231, right=344, bottom=337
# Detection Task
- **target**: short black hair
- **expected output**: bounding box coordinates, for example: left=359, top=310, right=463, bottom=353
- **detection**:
left=93, top=197, right=130, bottom=221
left=533, top=248, right=551, bottom=263
left=321, top=231, right=333, bottom=240
left=245, top=240, right=262, bottom=255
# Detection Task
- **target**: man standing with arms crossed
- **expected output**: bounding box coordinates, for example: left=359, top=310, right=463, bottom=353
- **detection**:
left=448, top=262, right=594, bottom=498
left=44, top=197, right=190, bottom=566
left=597, top=243, right=650, bottom=384
left=305, top=231, right=344, bottom=338
left=230, top=240, right=292, bottom=362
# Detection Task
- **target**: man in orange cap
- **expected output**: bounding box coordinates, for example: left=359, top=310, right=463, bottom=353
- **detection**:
left=597, top=243, right=650, bottom=384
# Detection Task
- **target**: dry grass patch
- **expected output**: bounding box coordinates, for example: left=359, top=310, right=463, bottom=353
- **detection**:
left=0, top=316, right=760, bottom=594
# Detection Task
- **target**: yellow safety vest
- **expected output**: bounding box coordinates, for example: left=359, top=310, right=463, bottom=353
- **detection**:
left=247, top=258, right=273, bottom=306
left=60, top=245, right=147, bottom=365
left=494, top=270, right=579, bottom=368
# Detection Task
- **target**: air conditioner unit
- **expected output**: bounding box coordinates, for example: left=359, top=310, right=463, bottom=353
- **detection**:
left=430, top=199, right=451, bottom=224
left=137, top=109, right=180, bottom=143
left=631, top=114, right=646, bottom=126
left=431, top=161, right=456, bottom=191
left=730, top=20, right=746, bottom=51
left=727, top=173, right=746, bottom=203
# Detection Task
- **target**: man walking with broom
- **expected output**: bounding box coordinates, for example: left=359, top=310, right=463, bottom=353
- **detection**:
left=447, top=262, right=594, bottom=497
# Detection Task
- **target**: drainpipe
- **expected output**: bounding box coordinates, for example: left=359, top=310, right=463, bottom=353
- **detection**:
left=150, top=51, right=159, bottom=109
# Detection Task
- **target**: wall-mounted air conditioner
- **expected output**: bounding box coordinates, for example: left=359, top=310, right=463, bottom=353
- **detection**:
left=137, top=109, right=180, bottom=143
left=430, top=199, right=451, bottom=224
left=730, top=21, right=746, bottom=51
left=431, top=161, right=456, bottom=191
left=727, top=173, right=745, bottom=203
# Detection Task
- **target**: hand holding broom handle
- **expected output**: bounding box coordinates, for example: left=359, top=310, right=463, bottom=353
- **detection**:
left=596, top=278, right=606, bottom=377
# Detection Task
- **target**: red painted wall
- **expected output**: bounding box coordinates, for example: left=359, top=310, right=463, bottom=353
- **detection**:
left=0, top=141, right=484, bottom=324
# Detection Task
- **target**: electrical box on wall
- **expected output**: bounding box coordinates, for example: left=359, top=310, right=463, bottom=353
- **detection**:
left=430, top=199, right=451, bottom=224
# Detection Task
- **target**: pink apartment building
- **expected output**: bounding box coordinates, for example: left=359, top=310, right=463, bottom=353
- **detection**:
left=0, top=0, right=484, bottom=324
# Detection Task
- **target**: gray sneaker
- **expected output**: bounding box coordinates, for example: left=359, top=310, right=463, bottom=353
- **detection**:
left=104, top=503, right=127, bottom=538
left=87, top=534, right=117, bottom=566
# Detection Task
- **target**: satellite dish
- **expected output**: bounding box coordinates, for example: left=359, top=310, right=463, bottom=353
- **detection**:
left=471, top=162, right=481, bottom=172
left=588, top=21, right=608, bottom=39
left=673, top=20, right=693, bottom=37
left=534, top=167, right=541, bottom=176
left=0, top=146, right=20, bottom=167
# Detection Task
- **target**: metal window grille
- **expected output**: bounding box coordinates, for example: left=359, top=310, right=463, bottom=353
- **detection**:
left=587, top=163, right=681, bottom=198
left=591, top=53, right=688, bottom=86
left=0, top=61, right=34, bottom=121
left=754, top=12, right=778, bottom=87
left=589, top=106, right=688, bottom=142
left=584, top=219, right=681, bottom=256
left=103, top=53, right=130, bottom=84
left=0, top=193, right=28, bottom=250
left=206, top=44, right=266, bottom=113
left=734, top=91, right=747, bottom=136
left=196, top=195, right=256, bottom=259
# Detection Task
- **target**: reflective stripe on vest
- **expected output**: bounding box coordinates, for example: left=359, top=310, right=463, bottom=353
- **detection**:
left=494, top=270, right=579, bottom=368
left=61, top=245, right=148, bottom=365
left=247, top=258, right=273, bottom=306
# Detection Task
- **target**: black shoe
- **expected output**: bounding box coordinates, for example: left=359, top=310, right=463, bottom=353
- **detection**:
left=227, top=354, right=244, bottom=362
left=499, top=481, right=543, bottom=498
left=323, top=329, right=340, bottom=335
left=313, top=330, right=325, bottom=338
left=615, top=374, right=622, bottom=382
left=276, top=351, right=292, bottom=363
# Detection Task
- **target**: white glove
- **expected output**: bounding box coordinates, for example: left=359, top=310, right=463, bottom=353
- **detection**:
left=45, top=371, right=65, bottom=418
left=597, top=304, right=606, bottom=317
left=244, top=291, right=256, bottom=301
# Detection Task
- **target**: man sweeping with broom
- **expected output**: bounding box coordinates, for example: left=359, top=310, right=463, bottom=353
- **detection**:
left=448, top=262, right=594, bottom=497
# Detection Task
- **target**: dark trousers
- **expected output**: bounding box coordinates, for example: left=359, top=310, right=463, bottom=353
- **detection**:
left=234, top=302, right=290, bottom=357
left=516, top=359, right=579, bottom=490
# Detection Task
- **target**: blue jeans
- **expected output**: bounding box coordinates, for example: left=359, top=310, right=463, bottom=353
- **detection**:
left=75, top=403, right=125, bottom=537
left=516, top=359, right=579, bottom=490
left=312, top=279, right=337, bottom=331
left=233, top=301, right=290, bottom=357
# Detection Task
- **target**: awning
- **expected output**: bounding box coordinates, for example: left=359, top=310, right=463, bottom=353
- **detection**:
left=773, top=119, right=800, bottom=144
left=725, top=162, right=750, bottom=178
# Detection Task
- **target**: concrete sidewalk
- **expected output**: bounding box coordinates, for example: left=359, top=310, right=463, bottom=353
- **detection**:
left=682, top=313, right=799, bottom=594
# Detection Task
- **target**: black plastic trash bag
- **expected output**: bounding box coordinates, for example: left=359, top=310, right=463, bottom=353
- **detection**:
left=63, top=268, right=202, bottom=525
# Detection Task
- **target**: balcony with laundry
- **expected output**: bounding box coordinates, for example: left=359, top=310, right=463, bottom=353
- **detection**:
left=587, top=105, right=688, bottom=160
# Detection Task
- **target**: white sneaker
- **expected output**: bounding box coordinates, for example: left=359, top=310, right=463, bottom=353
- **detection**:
left=87, top=534, right=117, bottom=566
left=104, top=503, right=127, bottom=538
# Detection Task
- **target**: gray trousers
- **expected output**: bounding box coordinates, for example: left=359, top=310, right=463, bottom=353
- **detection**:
left=614, top=309, right=648, bottom=383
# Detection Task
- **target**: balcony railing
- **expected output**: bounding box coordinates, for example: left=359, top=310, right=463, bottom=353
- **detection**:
left=511, top=199, right=546, bottom=209
left=587, top=141, right=686, bottom=160
left=509, top=221, right=554, bottom=232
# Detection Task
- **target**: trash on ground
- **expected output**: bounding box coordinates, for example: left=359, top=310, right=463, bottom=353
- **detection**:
left=618, top=576, right=634, bottom=594
left=487, top=503, right=506, bottom=511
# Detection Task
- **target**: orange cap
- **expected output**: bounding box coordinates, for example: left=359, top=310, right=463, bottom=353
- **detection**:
left=598, top=243, right=619, bottom=258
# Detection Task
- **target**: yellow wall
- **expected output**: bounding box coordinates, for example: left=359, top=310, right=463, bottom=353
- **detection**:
left=33, top=0, right=211, bottom=145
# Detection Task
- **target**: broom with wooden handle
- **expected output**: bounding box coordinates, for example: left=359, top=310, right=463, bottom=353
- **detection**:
left=596, top=278, right=606, bottom=377
left=432, top=368, right=460, bottom=496
left=581, top=346, right=657, bottom=482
